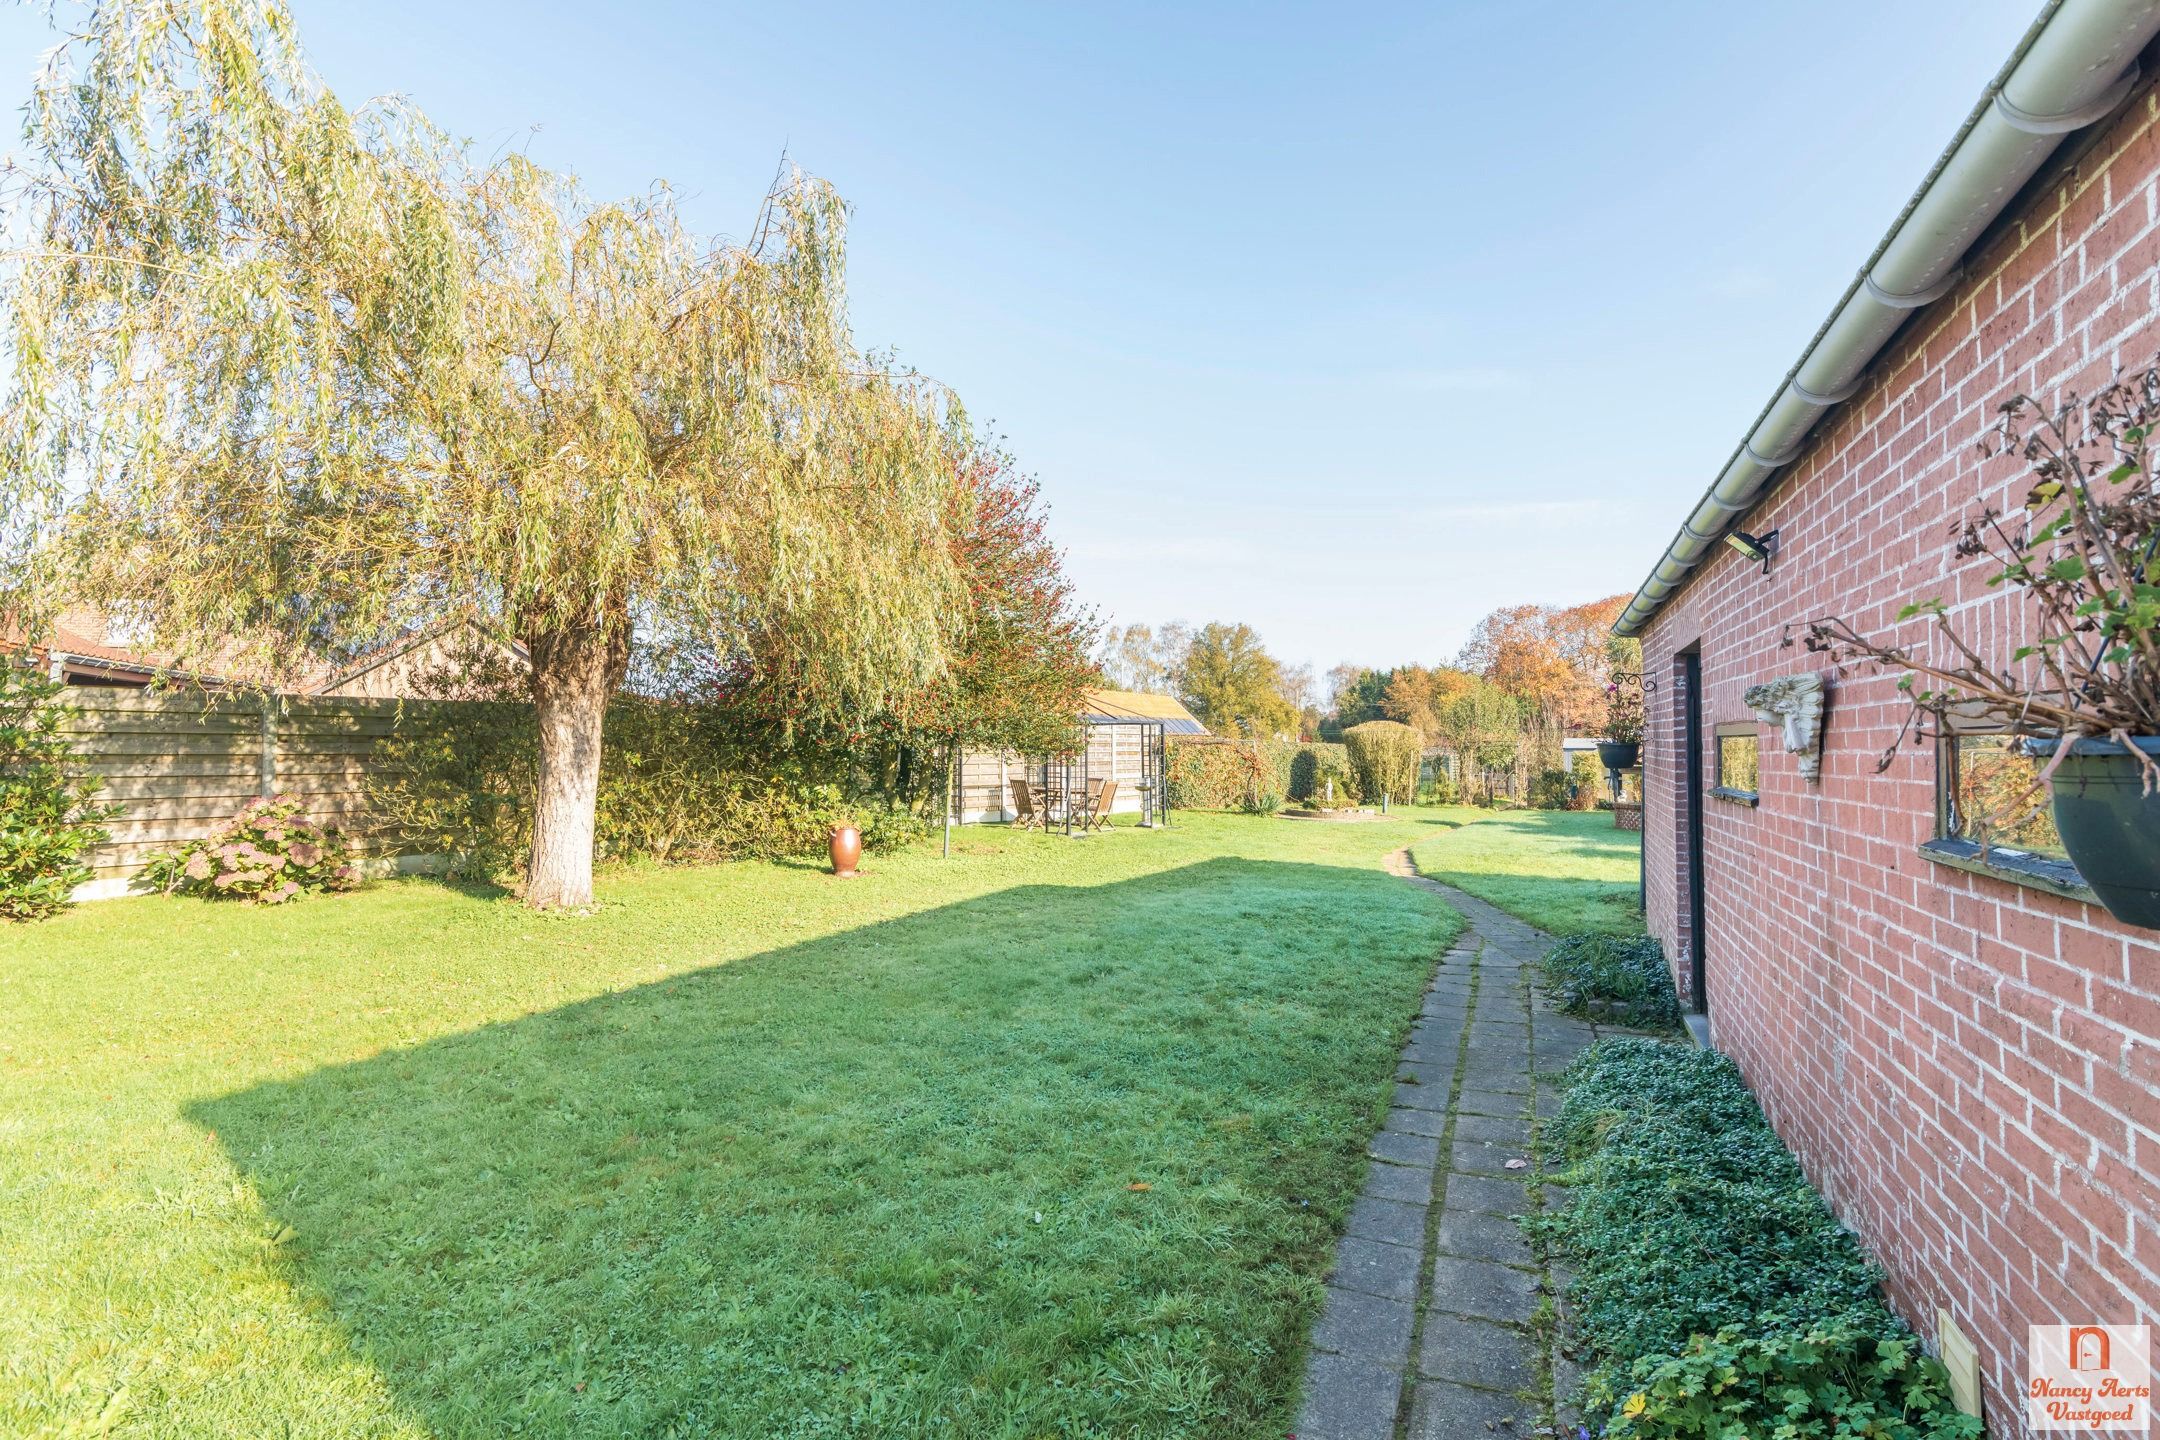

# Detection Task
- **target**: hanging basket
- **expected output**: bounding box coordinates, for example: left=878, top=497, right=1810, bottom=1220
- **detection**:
left=2026, top=737, right=2160, bottom=929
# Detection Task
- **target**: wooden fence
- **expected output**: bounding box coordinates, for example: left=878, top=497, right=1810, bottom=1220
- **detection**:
left=63, top=689, right=410, bottom=897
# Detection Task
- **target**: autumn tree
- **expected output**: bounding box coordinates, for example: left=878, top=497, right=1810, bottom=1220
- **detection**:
left=1457, top=596, right=1626, bottom=732
left=900, top=447, right=1100, bottom=757
left=1324, top=663, right=1366, bottom=713
left=1380, top=664, right=1477, bottom=742
left=0, top=0, right=964, bottom=907
left=1177, top=622, right=1296, bottom=737
left=636, top=439, right=1095, bottom=811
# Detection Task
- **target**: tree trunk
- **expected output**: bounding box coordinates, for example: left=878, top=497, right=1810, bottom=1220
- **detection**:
left=524, top=607, right=629, bottom=909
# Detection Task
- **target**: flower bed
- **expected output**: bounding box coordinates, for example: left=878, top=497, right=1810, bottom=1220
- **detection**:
left=1534, top=1041, right=1981, bottom=1440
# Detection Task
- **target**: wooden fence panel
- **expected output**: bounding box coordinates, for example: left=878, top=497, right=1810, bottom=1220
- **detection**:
left=58, top=691, right=426, bottom=889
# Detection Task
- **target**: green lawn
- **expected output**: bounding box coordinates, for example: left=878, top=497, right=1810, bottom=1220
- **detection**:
left=2, top=810, right=1484, bottom=1440
left=1409, top=808, right=1644, bottom=935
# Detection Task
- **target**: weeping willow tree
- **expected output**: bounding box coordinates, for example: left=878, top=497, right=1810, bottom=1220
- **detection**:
left=0, top=0, right=965, bottom=907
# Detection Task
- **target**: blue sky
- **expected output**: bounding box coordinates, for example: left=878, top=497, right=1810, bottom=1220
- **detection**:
left=0, top=1, right=2043, bottom=676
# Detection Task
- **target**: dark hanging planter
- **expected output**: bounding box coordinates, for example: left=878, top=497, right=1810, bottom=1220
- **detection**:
left=2027, top=736, right=2160, bottom=929
left=1597, top=740, right=1641, bottom=772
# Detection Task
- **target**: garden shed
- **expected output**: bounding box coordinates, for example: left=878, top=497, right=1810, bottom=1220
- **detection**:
left=953, top=689, right=1205, bottom=828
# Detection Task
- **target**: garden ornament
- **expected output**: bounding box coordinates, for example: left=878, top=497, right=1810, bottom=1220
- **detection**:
left=1742, top=673, right=1827, bottom=782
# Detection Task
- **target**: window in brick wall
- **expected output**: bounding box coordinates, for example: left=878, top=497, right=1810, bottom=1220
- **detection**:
left=1938, top=734, right=2068, bottom=861
left=1712, top=725, right=1759, bottom=804
left=1921, top=732, right=2090, bottom=899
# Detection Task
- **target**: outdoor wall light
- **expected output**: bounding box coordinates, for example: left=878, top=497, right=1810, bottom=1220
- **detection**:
left=1725, top=528, right=1780, bottom=575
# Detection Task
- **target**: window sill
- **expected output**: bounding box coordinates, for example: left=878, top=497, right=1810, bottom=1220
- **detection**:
left=1709, top=786, right=1758, bottom=807
left=1918, top=837, right=2094, bottom=903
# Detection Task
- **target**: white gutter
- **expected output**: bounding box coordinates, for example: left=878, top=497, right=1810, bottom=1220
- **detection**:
left=1616, top=0, right=2160, bottom=638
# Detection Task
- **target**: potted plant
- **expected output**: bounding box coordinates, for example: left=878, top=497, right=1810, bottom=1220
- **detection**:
left=1802, top=367, right=2160, bottom=927
left=1598, top=666, right=1644, bottom=773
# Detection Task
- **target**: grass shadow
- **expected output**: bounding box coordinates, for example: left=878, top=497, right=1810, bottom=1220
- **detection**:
left=423, top=874, right=516, bottom=902
left=191, top=856, right=1451, bottom=1439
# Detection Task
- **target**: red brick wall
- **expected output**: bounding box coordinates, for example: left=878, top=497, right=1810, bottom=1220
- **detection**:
left=1638, top=81, right=2160, bottom=1436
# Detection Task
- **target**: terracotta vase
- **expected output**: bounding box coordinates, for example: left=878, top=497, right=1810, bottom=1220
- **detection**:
left=829, top=823, right=861, bottom=878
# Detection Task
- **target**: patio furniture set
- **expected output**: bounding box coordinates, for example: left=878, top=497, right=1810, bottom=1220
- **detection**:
left=1008, top=777, right=1118, bottom=834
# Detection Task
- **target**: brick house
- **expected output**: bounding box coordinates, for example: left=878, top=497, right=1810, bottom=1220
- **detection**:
left=1614, top=2, right=2160, bottom=1431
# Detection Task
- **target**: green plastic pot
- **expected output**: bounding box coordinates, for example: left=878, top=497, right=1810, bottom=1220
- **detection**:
left=1597, top=740, right=1641, bottom=771
left=2028, top=736, right=2160, bottom=929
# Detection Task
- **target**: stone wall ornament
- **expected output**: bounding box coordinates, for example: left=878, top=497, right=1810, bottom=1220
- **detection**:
left=1742, top=673, right=1827, bottom=782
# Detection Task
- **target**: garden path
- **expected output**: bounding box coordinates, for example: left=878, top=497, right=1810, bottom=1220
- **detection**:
left=1293, top=851, right=1616, bottom=1440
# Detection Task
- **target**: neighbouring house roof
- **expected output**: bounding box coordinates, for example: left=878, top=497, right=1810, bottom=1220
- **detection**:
left=1615, top=2, right=2160, bottom=638
left=306, top=616, right=528, bottom=697
left=7, top=605, right=524, bottom=698
left=7, top=607, right=237, bottom=687
left=1080, top=688, right=1210, bottom=735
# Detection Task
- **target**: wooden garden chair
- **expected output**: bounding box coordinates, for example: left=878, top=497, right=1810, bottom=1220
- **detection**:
left=1008, top=778, right=1044, bottom=830
left=1080, top=778, right=1117, bottom=831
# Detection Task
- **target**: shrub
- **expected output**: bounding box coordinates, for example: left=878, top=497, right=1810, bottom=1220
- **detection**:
left=1536, top=1041, right=1978, bottom=1440
left=1567, top=749, right=1604, bottom=810
left=370, top=698, right=927, bottom=878
left=1342, top=720, right=1420, bottom=805
left=1415, top=752, right=1458, bottom=805
left=1268, top=740, right=1352, bottom=802
left=1528, top=766, right=1573, bottom=810
left=857, top=806, right=932, bottom=852
left=1601, top=1323, right=1982, bottom=1440
left=1164, top=737, right=1268, bottom=810
left=0, top=659, right=118, bottom=920
left=142, top=795, right=360, bottom=904
left=1540, top=933, right=1681, bottom=1030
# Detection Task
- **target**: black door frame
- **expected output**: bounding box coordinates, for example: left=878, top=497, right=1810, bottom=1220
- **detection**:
left=1680, top=647, right=1707, bottom=1015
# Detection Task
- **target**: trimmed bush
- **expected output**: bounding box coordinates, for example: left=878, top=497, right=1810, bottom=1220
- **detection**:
left=142, top=795, right=359, bottom=904
left=0, top=659, right=117, bottom=920
left=1260, top=740, right=1352, bottom=802
left=1540, top=932, right=1681, bottom=1030
left=1341, top=720, right=1420, bottom=806
left=1535, top=1041, right=1981, bottom=1440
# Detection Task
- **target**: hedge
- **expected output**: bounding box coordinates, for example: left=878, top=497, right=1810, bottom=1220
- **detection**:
left=1165, top=737, right=1273, bottom=811
left=367, top=698, right=927, bottom=879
